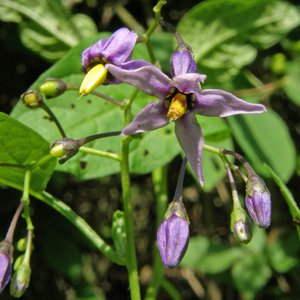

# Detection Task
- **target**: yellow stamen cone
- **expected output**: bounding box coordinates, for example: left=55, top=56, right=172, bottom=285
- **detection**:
left=167, top=93, right=187, bottom=121
left=79, top=64, right=108, bottom=95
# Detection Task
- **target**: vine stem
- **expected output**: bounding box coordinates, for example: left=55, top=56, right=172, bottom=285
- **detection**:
left=120, top=93, right=141, bottom=299
left=145, top=166, right=168, bottom=300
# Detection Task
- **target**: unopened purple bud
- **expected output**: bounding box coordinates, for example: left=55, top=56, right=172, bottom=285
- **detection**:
left=0, top=240, right=12, bottom=293
left=157, top=199, right=189, bottom=268
left=246, top=174, right=271, bottom=228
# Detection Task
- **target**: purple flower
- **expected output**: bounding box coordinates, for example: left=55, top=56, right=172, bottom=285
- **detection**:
left=0, top=240, right=12, bottom=293
left=107, top=49, right=266, bottom=185
left=80, top=27, right=137, bottom=95
left=245, top=173, right=271, bottom=228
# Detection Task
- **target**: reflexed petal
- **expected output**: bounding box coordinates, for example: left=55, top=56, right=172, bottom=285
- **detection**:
left=121, top=101, right=169, bottom=135
left=170, top=50, right=197, bottom=76
left=173, top=73, right=206, bottom=94
left=175, top=113, right=204, bottom=185
left=107, top=62, right=172, bottom=98
left=194, top=89, right=267, bottom=117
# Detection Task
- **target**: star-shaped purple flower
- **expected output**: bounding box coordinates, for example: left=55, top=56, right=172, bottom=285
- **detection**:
left=107, top=49, right=266, bottom=185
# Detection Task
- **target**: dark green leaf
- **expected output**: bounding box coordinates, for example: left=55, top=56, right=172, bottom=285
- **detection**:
left=228, top=110, right=296, bottom=182
left=177, top=0, right=300, bottom=82
left=232, top=254, right=272, bottom=300
left=0, top=112, right=56, bottom=192
left=283, top=61, right=300, bottom=106
left=182, top=236, right=243, bottom=274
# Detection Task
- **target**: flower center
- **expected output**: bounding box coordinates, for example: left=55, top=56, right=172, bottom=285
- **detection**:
left=167, top=93, right=187, bottom=121
left=79, top=64, right=108, bottom=95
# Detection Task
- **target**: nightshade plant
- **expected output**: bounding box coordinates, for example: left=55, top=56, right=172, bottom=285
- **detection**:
left=1, top=0, right=300, bottom=299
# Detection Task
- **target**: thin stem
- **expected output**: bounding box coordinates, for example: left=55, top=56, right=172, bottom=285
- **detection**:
left=40, top=102, right=66, bottom=137
left=142, top=0, right=167, bottom=64
left=23, top=229, right=33, bottom=265
left=67, top=84, right=123, bottom=107
left=0, top=163, right=25, bottom=169
left=145, top=166, right=168, bottom=300
left=225, top=164, right=241, bottom=210
left=161, top=279, right=182, bottom=300
left=78, top=131, right=121, bottom=146
left=114, top=4, right=145, bottom=34
left=120, top=137, right=141, bottom=300
left=33, top=191, right=125, bottom=265
left=79, top=146, right=121, bottom=161
left=5, top=202, right=24, bottom=243
left=173, top=157, right=188, bottom=200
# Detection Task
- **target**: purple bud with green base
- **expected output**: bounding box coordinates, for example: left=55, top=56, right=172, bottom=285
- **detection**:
left=0, top=240, right=12, bottom=294
left=245, top=172, right=271, bottom=228
left=157, top=198, right=189, bottom=268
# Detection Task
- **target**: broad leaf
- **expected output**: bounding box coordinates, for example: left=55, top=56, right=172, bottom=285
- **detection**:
left=177, top=0, right=300, bottom=82
left=0, top=112, right=56, bottom=192
left=283, top=61, right=300, bottom=106
left=227, top=110, right=296, bottom=182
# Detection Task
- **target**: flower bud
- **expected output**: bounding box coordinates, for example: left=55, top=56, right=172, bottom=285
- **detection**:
left=245, top=173, right=271, bottom=228
left=50, top=138, right=81, bottom=164
left=157, top=198, right=190, bottom=268
left=10, top=262, right=31, bottom=298
left=39, top=78, right=67, bottom=98
left=21, top=90, right=43, bottom=109
left=231, top=208, right=252, bottom=244
left=0, top=240, right=12, bottom=293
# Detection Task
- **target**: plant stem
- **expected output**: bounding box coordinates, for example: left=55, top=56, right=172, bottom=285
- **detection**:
left=5, top=202, right=24, bottom=243
left=119, top=84, right=141, bottom=300
left=79, top=146, right=121, bottom=161
left=34, top=191, right=125, bottom=265
left=144, top=166, right=168, bottom=300
left=67, top=84, right=124, bottom=107
left=40, top=102, right=67, bottom=137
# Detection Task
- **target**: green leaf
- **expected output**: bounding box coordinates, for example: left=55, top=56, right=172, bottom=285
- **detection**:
left=0, top=0, right=97, bottom=60
left=266, top=232, right=299, bottom=273
left=283, top=61, right=300, bottom=106
left=181, top=236, right=243, bottom=274
left=227, top=110, right=296, bottom=182
left=232, top=254, right=272, bottom=300
left=177, top=0, right=300, bottom=82
left=0, top=112, right=56, bottom=192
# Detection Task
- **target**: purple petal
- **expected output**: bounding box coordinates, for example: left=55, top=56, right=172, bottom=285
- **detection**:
left=101, top=28, right=137, bottom=65
left=175, top=114, right=204, bottom=186
left=107, top=62, right=172, bottom=99
left=122, top=101, right=169, bottom=135
left=173, top=73, right=206, bottom=94
left=170, top=50, right=197, bottom=76
left=194, top=89, right=267, bottom=117
left=81, top=28, right=137, bottom=68
left=157, top=214, right=189, bottom=268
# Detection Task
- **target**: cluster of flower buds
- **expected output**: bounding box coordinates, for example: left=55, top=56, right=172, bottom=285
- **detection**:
left=157, top=198, right=190, bottom=268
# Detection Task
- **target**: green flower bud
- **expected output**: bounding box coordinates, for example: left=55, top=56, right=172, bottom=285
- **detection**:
left=10, top=262, right=31, bottom=298
left=231, top=208, right=252, bottom=244
left=21, top=90, right=43, bottom=109
left=39, top=78, right=67, bottom=98
left=50, top=138, right=81, bottom=164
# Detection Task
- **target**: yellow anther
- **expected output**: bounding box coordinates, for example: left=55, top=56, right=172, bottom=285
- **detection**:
left=79, top=64, right=108, bottom=95
left=167, top=93, right=187, bottom=121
